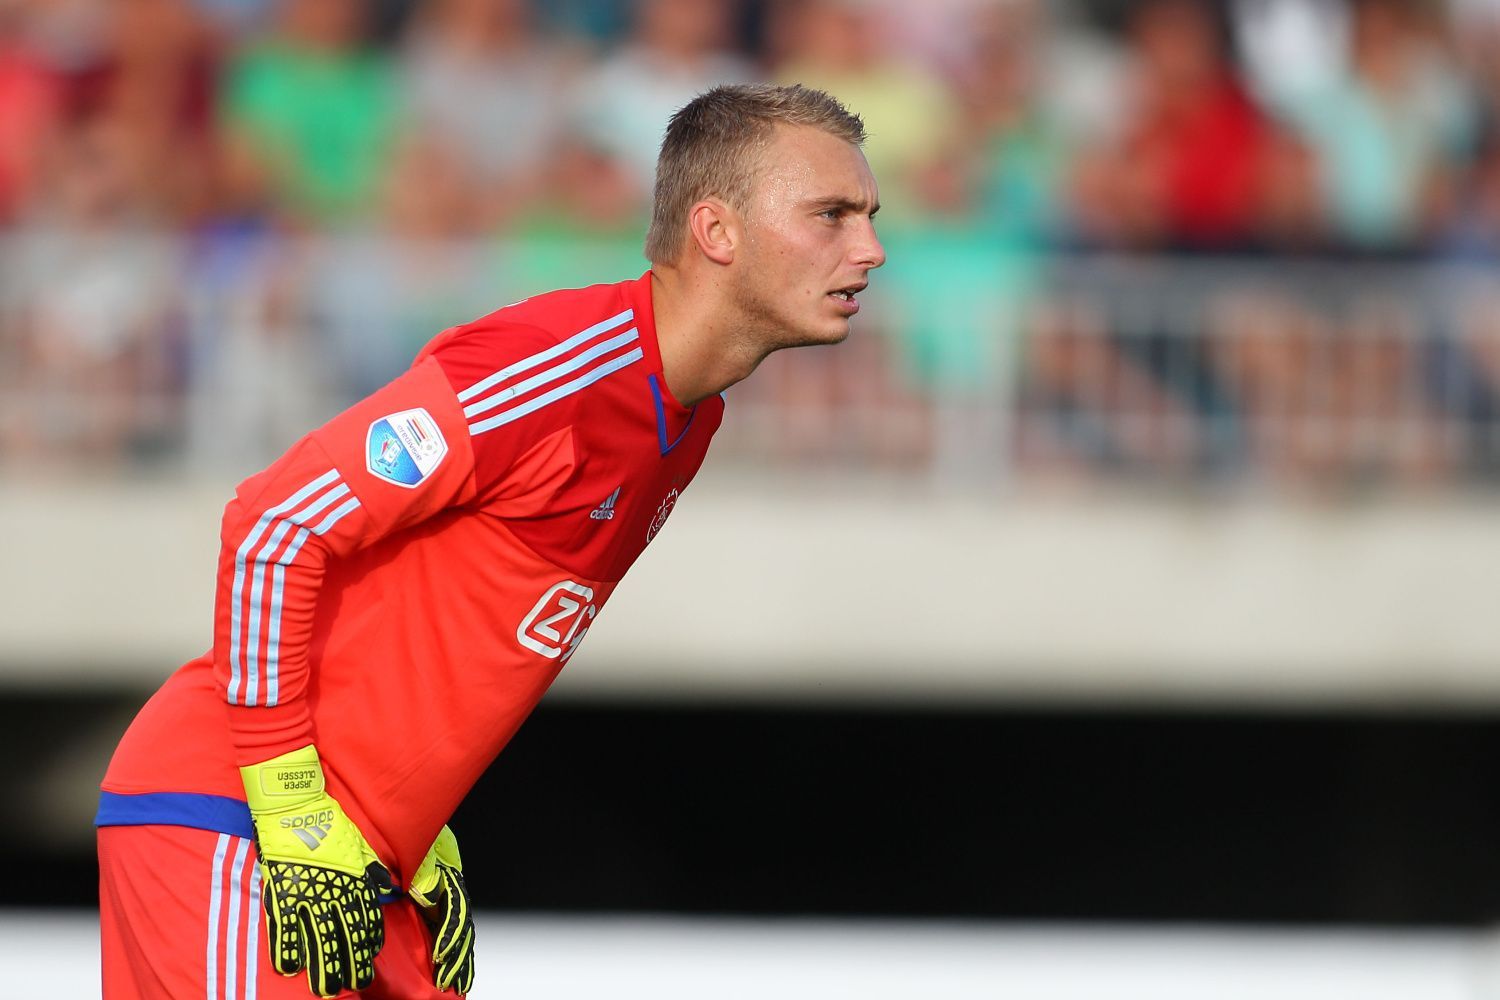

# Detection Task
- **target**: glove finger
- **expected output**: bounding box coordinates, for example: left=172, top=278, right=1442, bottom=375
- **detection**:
left=454, top=947, right=476, bottom=996
left=260, top=866, right=306, bottom=977
left=458, top=948, right=477, bottom=996
left=370, top=890, right=386, bottom=957
left=333, top=895, right=379, bottom=993
left=365, top=860, right=396, bottom=898
left=363, top=866, right=389, bottom=956
left=431, top=867, right=470, bottom=963
left=437, top=923, right=476, bottom=993
left=297, top=898, right=346, bottom=999
left=360, top=885, right=387, bottom=987
left=434, top=868, right=475, bottom=993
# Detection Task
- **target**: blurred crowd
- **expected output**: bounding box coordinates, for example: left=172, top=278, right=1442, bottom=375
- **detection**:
left=3, top=0, right=1499, bottom=249
left=3, top=0, right=1500, bottom=487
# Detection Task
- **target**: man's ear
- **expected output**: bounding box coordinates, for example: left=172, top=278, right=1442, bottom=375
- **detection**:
left=687, top=198, right=738, bottom=266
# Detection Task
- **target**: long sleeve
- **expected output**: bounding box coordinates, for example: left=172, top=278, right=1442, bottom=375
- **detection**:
left=214, top=356, right=479, bottom=765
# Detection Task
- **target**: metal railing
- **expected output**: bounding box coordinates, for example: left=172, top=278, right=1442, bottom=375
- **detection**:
left=4, top=231, right=1499, bottom=491
left=1009, top=254, right=1500, bottom=490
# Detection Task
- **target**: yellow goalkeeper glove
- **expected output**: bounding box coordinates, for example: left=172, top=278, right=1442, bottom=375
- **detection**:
left=408, top=825, right=476, bottom=994
left=240, top=745, right=393, bottom=998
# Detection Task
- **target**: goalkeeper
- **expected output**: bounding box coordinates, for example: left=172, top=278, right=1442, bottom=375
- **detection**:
left=95, top=83, right=884, bottom=999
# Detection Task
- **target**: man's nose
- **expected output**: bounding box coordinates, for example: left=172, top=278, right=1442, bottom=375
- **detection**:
left=854, top=223, right=886, bottom=270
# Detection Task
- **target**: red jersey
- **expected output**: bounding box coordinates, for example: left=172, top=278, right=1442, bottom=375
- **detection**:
left=99, top=272, right=723, bottom=884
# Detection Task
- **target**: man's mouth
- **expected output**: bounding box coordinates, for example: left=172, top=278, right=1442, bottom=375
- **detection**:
left=828, top=282, right=867, bottom=305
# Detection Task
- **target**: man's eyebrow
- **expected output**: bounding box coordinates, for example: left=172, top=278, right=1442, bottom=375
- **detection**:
left=805, top=195, right=880, bottom=216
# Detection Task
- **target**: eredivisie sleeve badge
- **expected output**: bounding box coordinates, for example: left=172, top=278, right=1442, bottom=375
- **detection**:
left=366, top=408, right=448, bottom=488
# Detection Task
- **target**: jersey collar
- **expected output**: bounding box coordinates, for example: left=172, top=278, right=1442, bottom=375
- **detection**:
left=627, top=270, right=698, bottom=454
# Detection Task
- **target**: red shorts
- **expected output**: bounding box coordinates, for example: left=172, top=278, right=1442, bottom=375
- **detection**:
left=99, top=825, right=455, bottom=999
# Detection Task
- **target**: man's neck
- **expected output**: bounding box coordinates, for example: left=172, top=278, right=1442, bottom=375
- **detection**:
left=650, top=268, right=762, bottom=407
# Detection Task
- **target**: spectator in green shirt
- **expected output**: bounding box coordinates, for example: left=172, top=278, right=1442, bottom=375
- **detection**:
left=220, top=0, right=395, bottom=226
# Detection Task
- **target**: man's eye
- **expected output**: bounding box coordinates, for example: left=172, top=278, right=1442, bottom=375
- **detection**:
left=819, top=209, right=841, bottom=220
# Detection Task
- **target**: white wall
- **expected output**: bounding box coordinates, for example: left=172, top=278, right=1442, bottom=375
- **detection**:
left=5, top=477, right=1499, bottom=707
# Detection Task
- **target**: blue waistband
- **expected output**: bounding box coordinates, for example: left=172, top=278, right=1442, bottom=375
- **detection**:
left=95, top=790, right=404, bottom=903
left=96, top=790, right=254, bottom=839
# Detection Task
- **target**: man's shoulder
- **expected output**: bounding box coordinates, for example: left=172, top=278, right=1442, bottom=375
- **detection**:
left=419, top=275, right=645, bottom=369
left=483, top=277, right=643, bottom=336
left=416, top=274, right=650, bottom=443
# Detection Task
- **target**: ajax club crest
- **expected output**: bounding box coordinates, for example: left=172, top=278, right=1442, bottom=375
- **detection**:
left=646, top=488, right=678, bottom=544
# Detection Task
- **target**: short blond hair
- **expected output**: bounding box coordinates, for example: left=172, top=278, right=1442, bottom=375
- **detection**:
left=644, top=84, right=866, bottom=266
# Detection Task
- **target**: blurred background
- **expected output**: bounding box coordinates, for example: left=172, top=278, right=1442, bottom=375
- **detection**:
left=6, top=0, right=1500, bottom=994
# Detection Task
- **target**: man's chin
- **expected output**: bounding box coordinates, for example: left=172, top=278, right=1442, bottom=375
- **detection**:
left=768, top=327, right=848, bottom=353
left=798, top=320, right=851, bottom=348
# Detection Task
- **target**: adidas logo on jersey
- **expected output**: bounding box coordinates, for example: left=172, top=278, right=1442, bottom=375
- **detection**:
left=590, top=487, right=621, bottom=521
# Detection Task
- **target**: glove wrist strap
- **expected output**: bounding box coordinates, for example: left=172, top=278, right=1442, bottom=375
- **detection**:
left=240, top=743, right=325, bottom=813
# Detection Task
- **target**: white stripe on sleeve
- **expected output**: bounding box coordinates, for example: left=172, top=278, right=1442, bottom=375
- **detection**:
left=456, top=308, right=634, bottom=403
left=471, top=347, right=644, bottom=435
left=227, top=470, right=339, bottom=704
left=463, top=328, right=640, bottom=419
